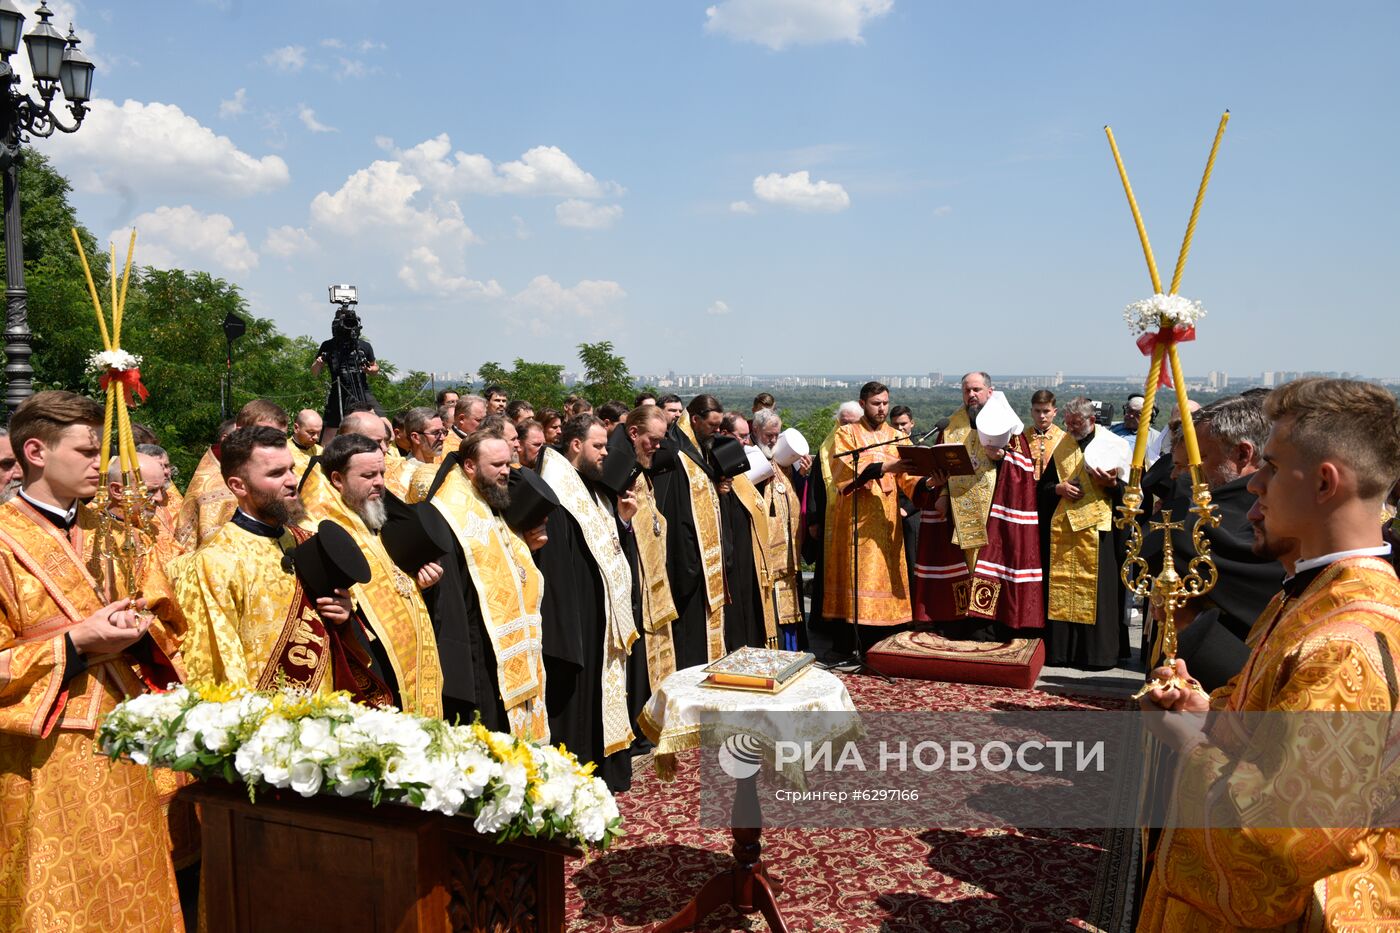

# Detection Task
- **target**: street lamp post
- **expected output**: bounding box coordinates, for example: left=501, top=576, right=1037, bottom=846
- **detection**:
left=0, top=0, right=94, bottom=413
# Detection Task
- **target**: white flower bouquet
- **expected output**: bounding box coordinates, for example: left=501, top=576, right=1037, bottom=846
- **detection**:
left=87, top=348, right=143, bottom=373
left=1122, top=293, right=1206, bottom=337
left=98, top=684, right=622, bottom=849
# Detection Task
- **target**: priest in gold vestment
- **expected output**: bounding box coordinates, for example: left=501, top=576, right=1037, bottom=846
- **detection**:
left=1140, top=379, right=1400, bottom=932
left=0, top=392, right=186, bottom=933
left=752, top=408, right=806, bottom=651
left=822, top=382, right=918, bottom=651
left=173, top=419, right=235, bottom=550
left=385, top=406, right=444, bottom=501
left=172, top=427, right=382, bottom=702
left=308, top=434, right=444, bottom=717
left=422, top=433, right=550, bottom=742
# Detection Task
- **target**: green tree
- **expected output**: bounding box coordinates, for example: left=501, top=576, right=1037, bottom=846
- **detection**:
left=0, top=148, right=110, bottom=397
left=790, top=403, right=838, bottom=453
left=576, top=340, right=634, bottom=407
left=476, top=359, right=566, bottom=411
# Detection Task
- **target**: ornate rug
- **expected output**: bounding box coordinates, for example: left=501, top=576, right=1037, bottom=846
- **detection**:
left=566, top=674, right=1136, bottom=932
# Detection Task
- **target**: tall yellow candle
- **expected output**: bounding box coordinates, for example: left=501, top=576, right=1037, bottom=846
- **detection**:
left=1132, top=345, right=1165, bottom=468
left=1169, top=111, right=1229, bottom=295
left=1166, top=345, right=1201, bottom=465
left=1104, top=125, right=1163, bottom=295
left=71, top=229, right=112, bottom=351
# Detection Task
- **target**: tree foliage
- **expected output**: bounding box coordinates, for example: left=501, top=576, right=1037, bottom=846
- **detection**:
left=575, top=340, right=634, bottom=407
left=0, top=149, right=432, bottom=482
left=476, top=359, right=566, bottom=411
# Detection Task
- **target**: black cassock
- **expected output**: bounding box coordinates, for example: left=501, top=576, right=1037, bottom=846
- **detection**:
left=653, top=433, right=717, bottom=670
left=420, top=536, right=509, bottom=733
left=536, top=486, right=648, bottom=794
left=1035, top=435, right=1130, bottom=670
left=721, top=490, right=767, bottom=652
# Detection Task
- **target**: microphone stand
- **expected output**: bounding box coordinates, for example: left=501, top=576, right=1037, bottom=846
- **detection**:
left=821, top=425, right=937, bottom=680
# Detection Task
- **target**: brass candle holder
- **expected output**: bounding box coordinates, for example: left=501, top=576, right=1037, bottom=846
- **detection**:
left=1103, top=113, right=1230, bottom=699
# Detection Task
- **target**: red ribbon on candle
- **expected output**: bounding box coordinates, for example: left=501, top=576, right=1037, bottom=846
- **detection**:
left=100, top=367, right=150, bottom=405
left=1135, top=324, right=1196, bottom=387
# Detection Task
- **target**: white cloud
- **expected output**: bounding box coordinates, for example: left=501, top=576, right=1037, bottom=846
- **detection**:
left=309, top=160, right=476, bottom=245
left=933, top=204, right=953, bottom=217
left=398, top=246, right=503, bottom=299
left=384, top=134, right=623, bottom=198
left=752, top=170, right=851, bottom=212
left=555, top=199, right=623, bottom=230
left=264, top=45, right=307, bottom=72
left=298, top=105, right=337, bottom=133
left=219, top=87, right=247, bottom=118
left=511, top=275, right=627, bottom=336
left=44, top=99, right=290, bottom=198
left=704, top=0, right=893, bottom=50
left=707, top=300, right=732, bottom=316
left=117, top=206, right=257, bottom=275
left=358, top=39, right=387, bottom=52
left=320, top=38, right=345, bottom=49
left=263, top=225, right=315, bottom=258
left=729, top=200, right=757, bottom=214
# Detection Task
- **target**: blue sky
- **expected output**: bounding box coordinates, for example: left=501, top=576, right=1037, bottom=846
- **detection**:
left=25, top=0, right=1400, bottom=379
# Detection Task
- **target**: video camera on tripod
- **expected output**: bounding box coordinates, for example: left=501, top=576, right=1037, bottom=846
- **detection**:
left=316, top=284, right=381, bottom=428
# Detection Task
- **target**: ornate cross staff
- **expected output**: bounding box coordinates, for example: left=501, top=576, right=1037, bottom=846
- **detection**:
left=1103, top=113, right=1229, bottom=699
left=72, top=227, right=153, bottom=597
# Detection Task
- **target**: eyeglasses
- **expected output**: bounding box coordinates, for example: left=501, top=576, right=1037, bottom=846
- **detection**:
left=419, top=429, right=448, bottom=438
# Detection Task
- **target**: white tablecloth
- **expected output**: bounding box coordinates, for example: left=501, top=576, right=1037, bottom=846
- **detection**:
left=637, top=664, right=861, bottom=782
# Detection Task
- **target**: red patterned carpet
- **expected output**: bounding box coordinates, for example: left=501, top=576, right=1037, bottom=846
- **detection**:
left=566, top=674, right=1136, bottom=932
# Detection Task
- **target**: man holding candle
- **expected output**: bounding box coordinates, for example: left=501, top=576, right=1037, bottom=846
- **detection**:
left=1138, top=377, right=1400, bottom=933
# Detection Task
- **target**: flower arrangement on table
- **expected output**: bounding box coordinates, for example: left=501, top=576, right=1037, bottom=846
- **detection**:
left=98, top=683, right=622, bottom=850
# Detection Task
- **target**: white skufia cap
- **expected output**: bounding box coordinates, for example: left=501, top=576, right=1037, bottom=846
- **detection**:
left=771, top=428, right=810, bottom=467
left=1084, top=428, right=1132, bottom=478
left=976, top=391, right=1024, bottom=448
left=744, top=445, right=774, bottom=485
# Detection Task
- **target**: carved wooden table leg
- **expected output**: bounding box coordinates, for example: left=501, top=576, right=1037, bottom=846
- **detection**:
left=652, top=775, right=790, bottom=933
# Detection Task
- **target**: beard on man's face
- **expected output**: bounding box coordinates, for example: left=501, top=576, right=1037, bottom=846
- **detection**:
left=348, top=492, right=387, bottom=532
left=250, top=485, right=305, bottom=527
left=473, top=471, right=511, bottom=512
left=577, top=456, right=605, bottom=483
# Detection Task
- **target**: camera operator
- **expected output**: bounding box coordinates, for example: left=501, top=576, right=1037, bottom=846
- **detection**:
left=313, top=287, right=382, bottom=444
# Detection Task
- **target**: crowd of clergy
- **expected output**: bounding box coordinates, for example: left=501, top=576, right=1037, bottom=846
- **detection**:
left=0, top=369, right=1397, bottom=932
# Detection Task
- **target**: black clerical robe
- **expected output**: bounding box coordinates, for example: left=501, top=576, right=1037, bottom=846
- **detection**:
left=721, top=489, right=766, bottom=652
left=420, top=537, right=508, bottom=732
left=536, top=483, right=646, bottom=793
left=653, top=435, right=718, bottom=670
left=1036, top=436, right=1129, bottom=669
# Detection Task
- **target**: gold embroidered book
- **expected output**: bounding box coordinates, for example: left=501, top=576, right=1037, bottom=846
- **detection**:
left=703, top=647, right=815, bottom=692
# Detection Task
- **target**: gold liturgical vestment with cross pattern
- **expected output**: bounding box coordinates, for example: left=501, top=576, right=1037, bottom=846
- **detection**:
left=1046, top=426, right=1113, bottom=625
left=676, top=419, right=728, bottom=661
left=759, top=465, right=804, bottom=630
left=822, top=420, right=919, bottom=625
left=429, top=468, right=549, bottom=742
left=173, top=446, right=235, bottom=550
left=629, top=471, right=678, bottom=689
left=172, top=518, right=331, bottom=694
left=0, top=498, right=186, bottom=933
left=941, top=409, right=998, bottom=558
left=1139, top=557, right=1400, bottom=933
left=305, top=490, right=444, bottom=718
left=538, top=449, right=638, bottom=755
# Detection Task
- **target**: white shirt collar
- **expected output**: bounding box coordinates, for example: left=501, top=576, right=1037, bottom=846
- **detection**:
left=1293, top=544, right=1393, bottom=575
left=17, top=488, right=78, bottom=525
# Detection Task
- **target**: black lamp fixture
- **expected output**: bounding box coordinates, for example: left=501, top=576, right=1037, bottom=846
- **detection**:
left=1, top=0, right=96, bottom=413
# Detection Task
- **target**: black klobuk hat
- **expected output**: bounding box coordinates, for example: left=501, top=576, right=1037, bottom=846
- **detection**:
left=285, top=520, right=373, bottom=600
